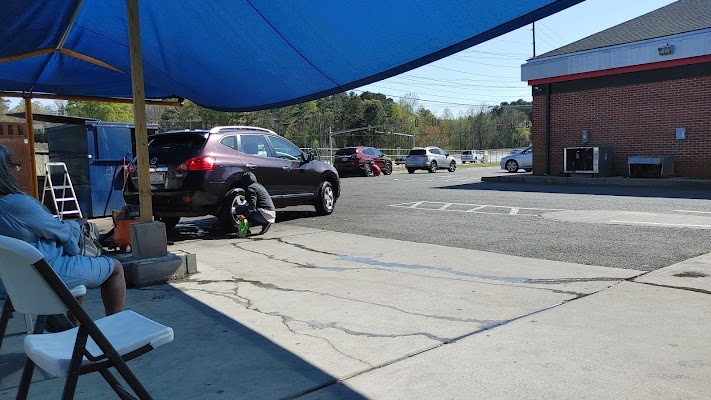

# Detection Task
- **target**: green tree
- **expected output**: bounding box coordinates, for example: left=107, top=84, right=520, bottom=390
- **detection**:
left=65, top=101, right=134, bottom=122
left=0, top=97, right=9, bottom=117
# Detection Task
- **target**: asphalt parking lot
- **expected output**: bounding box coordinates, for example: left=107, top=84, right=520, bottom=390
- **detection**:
left=273, top=166, right=711, bottom=271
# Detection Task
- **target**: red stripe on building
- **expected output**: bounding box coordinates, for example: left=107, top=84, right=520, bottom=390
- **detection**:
left=528, top=54, right=711, bottom=85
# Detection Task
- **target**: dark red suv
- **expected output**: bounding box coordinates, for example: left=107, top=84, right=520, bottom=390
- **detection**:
left=333, top=147, right=393, bottom=176
left=123, top=126, right=340, bottom=231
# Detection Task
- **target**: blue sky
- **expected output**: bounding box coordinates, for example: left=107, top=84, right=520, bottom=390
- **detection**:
left=8, top=0, right=678, bottom=115
left=354, top=0, right=678, bottom=117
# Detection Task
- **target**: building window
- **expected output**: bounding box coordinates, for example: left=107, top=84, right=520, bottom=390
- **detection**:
left=18, top=125, right=24, bottom=136
left=7, top=125, right=13, bottom=135
left=0, top=125, right=4, bottom=135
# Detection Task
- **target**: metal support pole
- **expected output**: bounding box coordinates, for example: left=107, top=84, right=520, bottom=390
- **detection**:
left=126, top=0, right=153, bottom=222
left=329, top=127, right=333, bottom=164
left=24, top=98, right=39, bottom=198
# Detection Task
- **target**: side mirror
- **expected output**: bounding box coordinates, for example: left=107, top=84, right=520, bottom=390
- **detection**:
left=305, top=152, right=315, bottom=162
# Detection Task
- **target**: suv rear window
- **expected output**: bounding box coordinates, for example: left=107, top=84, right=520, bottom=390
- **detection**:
left=462, top=151, right=471, bottom=155
left=408, top=149, right=426, bottom=156
left=149, top=133, right=207, bottom=150
left=335, top=148, right=357, bottom=156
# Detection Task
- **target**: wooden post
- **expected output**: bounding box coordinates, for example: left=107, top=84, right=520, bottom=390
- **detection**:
left=23, top=98, right=39, bottom=199
left=126, top=0, right=153, bottom=223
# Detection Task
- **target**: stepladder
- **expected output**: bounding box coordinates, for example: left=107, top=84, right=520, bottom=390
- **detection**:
left=40, top=162, right=82, bottom=220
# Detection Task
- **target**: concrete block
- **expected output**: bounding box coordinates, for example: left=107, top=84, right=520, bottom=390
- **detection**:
left=130, top=221, right=167, bottom=259
left=121, top=253, right=184, bottom=288
left=171, top=250, right=199, bottom=275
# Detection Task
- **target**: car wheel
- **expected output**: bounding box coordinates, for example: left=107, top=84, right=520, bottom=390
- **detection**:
left=158, top=216, right=180, bottom=232
left=382, top=162, right=393, bottom=175
left=407, top=168, right=415, bottom=174
left=217, top=188, right=247, bottom=230
left=429, top=161, right=437, bottom=173
left=363, top=162, right=374, bottom=177
left=505, top=160, right=519, bottom=173
left=448, top=161, right=456, bottom=172
left=315, top=181, right=335, bottom=215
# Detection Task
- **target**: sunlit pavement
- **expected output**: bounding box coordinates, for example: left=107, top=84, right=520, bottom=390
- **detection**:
left=1, top=222, right=710, bottom=399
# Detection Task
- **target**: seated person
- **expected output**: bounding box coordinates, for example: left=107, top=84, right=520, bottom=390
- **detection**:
left=234, top=172, right=276, bottom=235
left=0, top=144, right=125, bottom=316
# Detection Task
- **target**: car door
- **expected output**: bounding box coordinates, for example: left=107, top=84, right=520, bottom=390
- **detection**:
left=519, top=146, right=533, bottom=168
left=432, top=148, right=445, bottom=168
left=372, top=148, right=388, bottom=169
left=267, top=135, right=319, bottom=202
left=237, top=134, right=284, bottom=198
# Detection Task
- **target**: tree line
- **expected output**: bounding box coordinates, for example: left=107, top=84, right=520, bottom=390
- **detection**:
left=0, top=93, right=531, bottom=151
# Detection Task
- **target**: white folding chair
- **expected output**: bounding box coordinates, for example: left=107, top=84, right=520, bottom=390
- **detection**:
left=0, top=235, right=174, bottom=400
left=0, top=285, right=86, bottom=351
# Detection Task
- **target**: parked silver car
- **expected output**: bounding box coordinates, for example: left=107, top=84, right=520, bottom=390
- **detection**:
left=500, top=145, right=533, bottom=172
left=461, top=150, right=485, bottom=163
left=405, top=146, right=457, bottom=173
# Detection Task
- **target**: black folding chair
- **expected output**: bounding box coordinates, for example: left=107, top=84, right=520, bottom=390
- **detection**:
left=0, top=235, right=174, bottom=400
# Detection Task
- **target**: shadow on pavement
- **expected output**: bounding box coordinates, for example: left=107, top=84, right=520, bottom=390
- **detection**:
left=0, top=285, right=368, bottom=399
left=438, top=181, right=711, bottom=200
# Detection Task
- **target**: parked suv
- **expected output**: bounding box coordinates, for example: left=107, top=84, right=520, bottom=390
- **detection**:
left=333, top=146, right=393, bottom=176
left=405, top=146, right=456, bottom=173
left=461, top=150, right=485, bottom=164
left=123, top=126, right=340, bottom=231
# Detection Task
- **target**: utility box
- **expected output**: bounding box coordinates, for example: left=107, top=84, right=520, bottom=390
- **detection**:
left=628, top=156, right=675, bottom=178
left=563, top=146, right=614, bottom=177
left=46, top=122, right=159, bottom=218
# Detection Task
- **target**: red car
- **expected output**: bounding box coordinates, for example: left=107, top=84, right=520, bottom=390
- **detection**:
left=333, top=147, right=393, bottom=176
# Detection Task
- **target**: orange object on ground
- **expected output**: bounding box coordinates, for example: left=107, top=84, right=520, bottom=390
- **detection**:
left=112, top=208, right=142, bottom=248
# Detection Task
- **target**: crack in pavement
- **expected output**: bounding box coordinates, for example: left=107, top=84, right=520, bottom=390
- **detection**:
left=631, top=280, right=711, bottom=295
left=230, top=238, right=618, bottom=299
left=183, top=277, right=499, bottom=324
left=289, top=280, right=626, bottom=399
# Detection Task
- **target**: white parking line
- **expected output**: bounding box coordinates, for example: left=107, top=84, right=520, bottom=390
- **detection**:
left=389, top=201, right=562, bottom=216
left=674, top=210, right=711, bottom=214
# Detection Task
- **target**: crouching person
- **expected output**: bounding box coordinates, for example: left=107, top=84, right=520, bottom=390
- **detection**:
left=235, top=172, right=276, bottom=235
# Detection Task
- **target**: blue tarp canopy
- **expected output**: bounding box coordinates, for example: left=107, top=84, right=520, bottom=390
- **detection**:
left=0, top=0, right=582, bottom=111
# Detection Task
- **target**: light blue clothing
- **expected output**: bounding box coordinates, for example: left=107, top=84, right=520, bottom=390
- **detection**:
left=0, top=194, right=114, bottom=298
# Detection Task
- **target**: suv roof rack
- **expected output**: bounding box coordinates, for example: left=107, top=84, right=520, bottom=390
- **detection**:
left=209, top=126, right=278, bottom=135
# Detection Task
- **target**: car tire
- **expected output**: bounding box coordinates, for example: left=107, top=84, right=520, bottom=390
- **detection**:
left=363, top=162, right=374, bottom=177
left=315, top=181, right=335, bottom=215
left=448, top=161, right=456, bottom=172
left=382, top=162, right=393, bottom=175
left=217, top=188, right=247, bottom=231
left=158, top=217, right=180, bottom=232
left=505, top=160, right=519, bottom=173
left=429, top=161, right=437, bottom=173
left=407, top=168, right=415, bottom=174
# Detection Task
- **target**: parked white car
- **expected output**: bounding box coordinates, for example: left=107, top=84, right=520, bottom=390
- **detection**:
left=500, top=146, right=533, bottom=172
left=405, top=146, right=457, bottom=173
left=461, top=150, right=485, bottom=163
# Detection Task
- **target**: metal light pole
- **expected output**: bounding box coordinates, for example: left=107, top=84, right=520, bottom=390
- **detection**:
left=328, top=127, right=333, bottom=164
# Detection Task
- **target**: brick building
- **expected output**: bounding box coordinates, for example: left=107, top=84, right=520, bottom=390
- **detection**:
left=521, top=0, right=711, bottom=178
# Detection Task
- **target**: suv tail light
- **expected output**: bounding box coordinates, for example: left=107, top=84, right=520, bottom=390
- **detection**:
left=178, top=156, right=216, bottom=171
